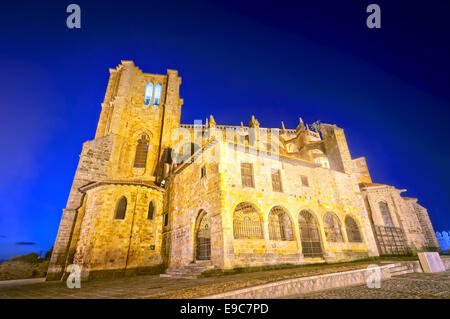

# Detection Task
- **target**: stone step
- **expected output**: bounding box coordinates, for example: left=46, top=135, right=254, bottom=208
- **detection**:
left=161, top=262, right=213, bottom=279
left=160, top=273, right=198, bottom=279
left=390, top=269, right=414, bottom=276
left=389, top=265, right=409, bottom=273
left=165, top=267, right=209, bottom=274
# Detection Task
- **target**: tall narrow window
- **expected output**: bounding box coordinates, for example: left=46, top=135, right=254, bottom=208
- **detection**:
left=271, top=169, right=283, bottom=192
left=241, top=163, right=254, bottom=188
left=148, top=201, right=155, bottom=220
left=133, top=134, right=149, bottom=168
left=144, top=82, right=153, bottom=106
left=114, top=196, right=127, bottom=220
left=201, top=165, right=206, bottom=179
left=154, top=84, right=162, bottom=106
left=163, top=212, right=168, bottom=226
left=378, top=201, right=393, bottom=227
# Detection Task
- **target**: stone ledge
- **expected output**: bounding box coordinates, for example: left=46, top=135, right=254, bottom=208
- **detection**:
left=199, top=264, right=392, bottom=299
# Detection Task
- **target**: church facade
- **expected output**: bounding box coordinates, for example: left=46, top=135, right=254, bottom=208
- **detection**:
left=47, top=61, right=440, bottom=280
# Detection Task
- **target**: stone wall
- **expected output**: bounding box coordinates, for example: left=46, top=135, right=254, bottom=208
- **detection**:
left=48, top=61, right=182, bottom=280
left=219, top=142, right=375, bottom=267
left=71, top=184, right=164, bottom=280
left=200, top=265, right=392, bottom=299
left=362, top=184, right=437, bottom=252
left=49, top=61, right=439, bottom=280
left=47, top=134, right=115, bottom=280
left=163, top=143, right=223, bottom=268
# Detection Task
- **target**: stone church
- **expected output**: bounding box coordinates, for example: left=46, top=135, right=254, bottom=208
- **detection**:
left=47, top=61, right=440, bottom=280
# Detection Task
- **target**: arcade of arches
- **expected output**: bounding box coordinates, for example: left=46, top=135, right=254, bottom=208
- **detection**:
left=193, top=202, right=364, bottom=262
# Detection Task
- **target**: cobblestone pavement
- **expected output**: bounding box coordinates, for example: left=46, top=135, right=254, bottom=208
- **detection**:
left=1, top=264, right=449, bottom=299
left=0, top=261, right=377, bottom=299
left=285, top=270, right=450, bottom=299
left=0, top=275, right=228, bottom=299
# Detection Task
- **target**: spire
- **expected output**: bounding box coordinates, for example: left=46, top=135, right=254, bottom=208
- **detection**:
left=296, top=117, right=305, bottom=132
left=281, top=121, right=287, bottom=134
left=209, top=114, right=216, bottom=127
left=248, top=115, right=260, bottom=128
left=206, top=114, right=216, bottom=128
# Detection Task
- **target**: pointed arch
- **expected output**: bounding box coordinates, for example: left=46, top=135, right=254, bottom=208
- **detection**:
left=154, top=83, right=162, bottom=106
left=195, top=210, right=211, bottom=260
left=114, top=196, right=127, bottom=220
left=268, top=206, right=294, bottom=241
left=345, top=215, right=363, bottom=242
left=144, top=82, right=153, bottom=106
left=133, top=134, right=149, bottom=168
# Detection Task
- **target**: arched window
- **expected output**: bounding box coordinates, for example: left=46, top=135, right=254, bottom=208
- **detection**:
left=233, top=202, right=263, bottom=239
left=345, top=216, right=362, bottom=242
left=323, top=212, right=344, bottom=242
left=153, top=84, right=162, bottom=106
left=114, top=196, right=127, bottom=219
left=133, top=134, right=149, bottom=168
left=298, top=210, right=323, bottom=258
left=144, top=82, right=153, bottom=106
left=147, top=201, right=155, bottom=220
left=268, top=206, right=294, bottom=241
left=378, top=201, right=393, bottom=227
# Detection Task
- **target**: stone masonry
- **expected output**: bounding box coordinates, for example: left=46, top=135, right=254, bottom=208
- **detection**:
left=47, top=61, right=440, bottom=281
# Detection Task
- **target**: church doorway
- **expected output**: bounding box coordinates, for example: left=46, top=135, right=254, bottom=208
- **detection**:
left=196, top=212, right=211, bottom=260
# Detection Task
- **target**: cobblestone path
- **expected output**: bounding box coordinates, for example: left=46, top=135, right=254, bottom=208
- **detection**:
left=285, top=270, right=450, bottom=299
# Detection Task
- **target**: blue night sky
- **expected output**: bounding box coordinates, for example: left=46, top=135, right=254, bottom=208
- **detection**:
left=0, top=0, right=449, bottom=259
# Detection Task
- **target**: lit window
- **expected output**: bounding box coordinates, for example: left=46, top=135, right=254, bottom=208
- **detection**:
left=154, top=84, right=162, bottom=106
left=144, top=83, right=153, bottom=106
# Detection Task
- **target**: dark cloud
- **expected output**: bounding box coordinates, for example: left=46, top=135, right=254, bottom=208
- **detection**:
left=15, top=242, right=36, bottom=246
